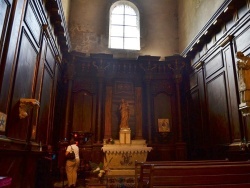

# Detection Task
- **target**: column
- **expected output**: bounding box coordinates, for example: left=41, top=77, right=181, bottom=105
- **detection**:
left=64, top=60, right=75, bottom=139
left=135, top=87, right=143, bottom=139
left=104, top=86, right=112, bottom=139
left=93, top=57, right=110, bottom=143
left=145, top=78, right=152, bottom=144
left=96, top=76, right=104, bottom=143
left=167, top=56, right=185, bottom=142
left=166, top=55, right=186, bottom=160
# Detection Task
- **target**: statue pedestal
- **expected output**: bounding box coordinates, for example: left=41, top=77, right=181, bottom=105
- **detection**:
left=119, top=128, right=131, bottom=144
left=102, top=140, right=152, bottom=175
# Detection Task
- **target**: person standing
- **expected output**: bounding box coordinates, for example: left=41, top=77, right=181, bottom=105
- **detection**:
left=65, top=138, right=80, bottom=188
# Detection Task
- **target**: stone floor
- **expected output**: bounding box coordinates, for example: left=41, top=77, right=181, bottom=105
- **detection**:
left=53, top=179, right=86, bottom=188
left=53, top=175, right=135, bottom=188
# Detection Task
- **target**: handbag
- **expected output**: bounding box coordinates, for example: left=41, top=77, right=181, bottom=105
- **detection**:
left=66, top=145, right=75, bottom=160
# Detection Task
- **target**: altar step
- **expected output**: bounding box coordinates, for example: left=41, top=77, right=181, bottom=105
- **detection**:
left=108, top=169, right=135, bottom=176
left=107, top=175, right=135, bottom=188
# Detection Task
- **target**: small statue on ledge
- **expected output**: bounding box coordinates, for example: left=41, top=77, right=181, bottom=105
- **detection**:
left=236, top=51, right=250, bottom=104
left=119, top=99, right=130, bottom=129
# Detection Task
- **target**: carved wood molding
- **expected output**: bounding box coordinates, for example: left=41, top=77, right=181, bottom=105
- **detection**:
left=181, top=0, right=239, bottom=58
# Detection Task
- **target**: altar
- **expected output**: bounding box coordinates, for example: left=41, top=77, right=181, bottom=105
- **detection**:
left=102, top=99, right=152, bottom=175
left=102, top=137, right=152, bottom=175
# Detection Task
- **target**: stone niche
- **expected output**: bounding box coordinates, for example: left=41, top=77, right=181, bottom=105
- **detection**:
left=102, top=139, right=152, bottom=175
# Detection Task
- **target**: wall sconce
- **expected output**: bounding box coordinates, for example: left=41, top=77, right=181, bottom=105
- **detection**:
left=19, top=98, right=40, bottom=119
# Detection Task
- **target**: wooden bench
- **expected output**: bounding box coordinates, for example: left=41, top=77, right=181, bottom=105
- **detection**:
left=135, top=160, right=250, bottom=188
left=147, top=161, right=250, bottom=188
left=135, top=160, right=230, bottom=187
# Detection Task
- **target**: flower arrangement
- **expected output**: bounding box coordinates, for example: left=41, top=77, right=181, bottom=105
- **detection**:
left=106, top=138, right=114, bottom=144
left=90, top=162, right=106, bottom=178
left=89, top=158, right=113, bottom=181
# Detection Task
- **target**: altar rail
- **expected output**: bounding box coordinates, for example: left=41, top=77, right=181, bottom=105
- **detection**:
left=135, top=160, right=250, bottom=188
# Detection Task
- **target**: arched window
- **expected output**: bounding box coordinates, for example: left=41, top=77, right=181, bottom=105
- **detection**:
left=109, top=1, right=140, bottom=50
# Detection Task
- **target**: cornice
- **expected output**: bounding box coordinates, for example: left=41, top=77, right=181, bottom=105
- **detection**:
left=181, top=0, right=243, bottom=59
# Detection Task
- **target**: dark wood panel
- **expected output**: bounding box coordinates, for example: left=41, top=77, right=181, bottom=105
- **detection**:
left=189, top=90, right=203, bottom=140
left=37, top=65, right=53, bottom=144
left=222, top=45, right=241, bottom=143
left=72, top=91, right=94, bottom=132
left=205, top=51, right=224, bottom=78
left=206, top=73, right=231, bottom=144
left=24, top=0, right=41, bottom=46
left=234, top=23, right=250, bottom=52
left=147, top=144, right=176, bottom=161
left=8, top=29, right=38, bottom=140
left=151, top=80, right=173, bottom=94
left=0, top=148, right=45, bottom=188
left=45, top=43, right=55, bottom=74
left=189, top=72, right=198, bottom=90
left=183, top=0, right=250, bottom=160
left=0, top=0, right=26, bottom=113
left=0, top=0, right=11, bottom=59
left=52, top=79, right=66, bottom=144
left=153, top=93, right=172, bottom=134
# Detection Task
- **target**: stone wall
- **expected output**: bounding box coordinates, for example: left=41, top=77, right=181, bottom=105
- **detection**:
left=68, top=0, right=178, bottom=60
left=178, top=0, right=224, bottom=53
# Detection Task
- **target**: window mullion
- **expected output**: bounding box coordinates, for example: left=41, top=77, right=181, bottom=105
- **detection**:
left=123, top=5, right=125, bottom=49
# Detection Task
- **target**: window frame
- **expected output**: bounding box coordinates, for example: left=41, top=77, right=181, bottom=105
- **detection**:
left=108, top=1, right=140, bottom=50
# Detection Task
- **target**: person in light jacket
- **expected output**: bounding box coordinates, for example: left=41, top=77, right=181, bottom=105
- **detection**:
left=65, top=138, right=80, bottom=188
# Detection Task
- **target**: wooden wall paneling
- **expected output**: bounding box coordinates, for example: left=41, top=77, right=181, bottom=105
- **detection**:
left=49, top=61, right=60, bottom=143
left=31, top=36, right=47, bottom=141
left=153, top=92, right=172, bottom=142
left=0, top=0, right=12, bottom=67
left=147, top=144, right=176, bottom=161
left=112, top=80, right=135, bottom=139
left=0, top=0, right=26, bottom=115
left=207, top=73, right=231, bottom=138
left=187, top=67, right=208, bottom=159
left=222, top=44, right=241, bottom=144
left=0, top=148, right=44, bottom=188
left=24, top=0, right=42, bottom=47
left=36, top=65, right=53, bottom=144
left=0, top=149, right=25, bottom=187
left=189, top=71, right=198, bottom=90
left=135, top=87, right=143, bottom=139
left=7, top=28, right=39, bottom=140
left=234, top=19, right=250, bottom=53
left=188, top=90, right=206, bottom=155
left=72, top=90, right=94, bottom=133
left=36, top=46, right=55, bottom=144
left=79, top=146, right=93, bottom=164
left=52, top=76, right=66, bottom=144
left=204, top=50, right=224, bottom=79
left=104, top=86, right=112, bottom=139
left=237, top=0, right=249, bottom=20
left=92, top=145, right=104, bottom=164
left=182, top=0, right=250, bottom=160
